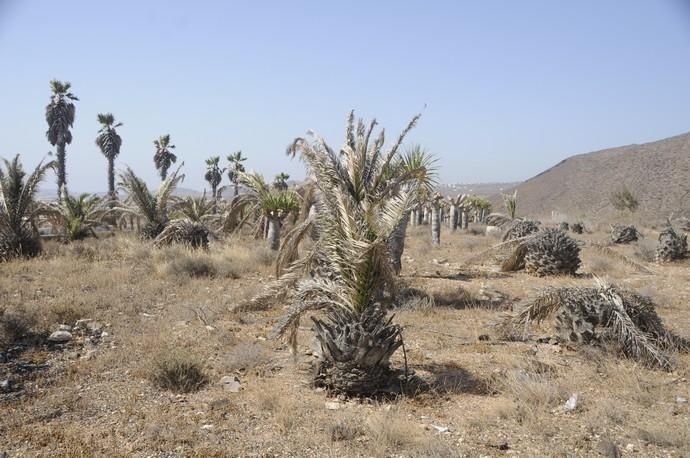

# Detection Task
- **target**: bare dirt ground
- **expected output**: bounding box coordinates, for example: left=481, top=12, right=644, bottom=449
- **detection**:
left=1, top=224, right=688, bottom=457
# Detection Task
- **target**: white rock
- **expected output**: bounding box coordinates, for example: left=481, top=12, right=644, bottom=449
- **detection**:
left=200, top=424, right=214, bottom=430
left=48, top=330, right=72, bottom=343
left=676, top=396, right=688, bottom=404
left=432, top=425, right=449, bottom=433
left=220, top=375, right=241, bottom=392
left=565, top=393, right=578, bottom=411
left=324, top=401, right=341, bottom=410
left=58, top=324, right=72, bottom=332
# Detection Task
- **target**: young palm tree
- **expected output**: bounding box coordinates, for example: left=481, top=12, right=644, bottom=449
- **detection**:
left=273, top=172, right=290, bottom=191
left=204, top=156, right=224, bottom=200
left=226, top=151, right=247, bottom=197
left=47, top=190, right=110, bottom=241
left=228, top=171, right=299, bottom=250
left=0, top=155, right=53, bottom=261
left=115, top=166, right=184, bottom=239
left=95, top=113, right=123, bottom=200
left=153, top=135, right=177, bottom=180
left=172, top=194, right=218, bottom=223
left=45, top=80, right=78, bottom=196
left=245, top=111, right=431, bottom=395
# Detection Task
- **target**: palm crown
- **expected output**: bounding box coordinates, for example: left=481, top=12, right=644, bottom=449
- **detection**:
left=153, top=134, right=177, bottom=180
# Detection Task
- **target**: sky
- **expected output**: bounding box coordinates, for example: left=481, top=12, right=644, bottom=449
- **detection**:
left=1, top=0, right=690, bottom=193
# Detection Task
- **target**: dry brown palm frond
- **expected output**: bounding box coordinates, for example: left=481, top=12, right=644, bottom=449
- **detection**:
left=590, top=242, right=656, bottom=274
left=276, top=216, right=315, bottom=279
left=497, top=288, right=565, bottom=340
left=500, top=242, right=529, bottom=272
left=464, top=234, right=536, bottom=266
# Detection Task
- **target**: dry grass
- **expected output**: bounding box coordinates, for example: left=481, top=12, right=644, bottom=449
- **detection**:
left=0, top=226, right=688, bottom=456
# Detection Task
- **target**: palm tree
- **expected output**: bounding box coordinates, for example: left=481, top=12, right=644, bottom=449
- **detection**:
left=95, top=113, right=123, bottom=200
left=226, top=151, right=247, bottom=197
left=45, top=80, right=78, bottom=197
left=273, top=172, right=290, bottom=191
left=204, top=156, right=223, bottom=200
left=245, top=111, right=431, bottom=395
left=228, top=171, right=299, bottom=250
left=388, top=144, right=436, bottom=274
left=47, top=190, right=110, bottom=241
left=430, top=192, right=442, bottom=245
left=0, top=155, right=53, bottom=261
left=153, top=135, right=177, bottom=180
left=115, top=165, right=184, bottom=239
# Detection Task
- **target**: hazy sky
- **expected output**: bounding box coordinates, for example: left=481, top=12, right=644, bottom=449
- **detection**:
left=1, top=0, right=690, bottom=193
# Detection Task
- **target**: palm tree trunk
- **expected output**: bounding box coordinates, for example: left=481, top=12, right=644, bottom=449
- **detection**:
left=389, top=212, right=409, bottom=275
left=233, top=181, right=239, bottom=197
left=449, top=205, right=458, bottom=231
left=312, top=305, right=402, bottom=395
left=107, top=157, right=115, bottom=201
left=267, top=217, right=281, bottom=250
left=462, top=211, right=469, bottom=229
left=431, top=203, right=441, bottom=245
left=56, top=142, right=67, bottom=198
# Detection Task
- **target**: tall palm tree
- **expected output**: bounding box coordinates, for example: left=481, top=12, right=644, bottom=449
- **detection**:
left=430, top=192, right=442, bottom=245
left=245, top=111, right=431, bottom=395
left=45, top=80, right=78, bottom=197
left=0, top=155, right=53, bottom=261
left=204, top=156, right=223, bottom=200
left=226, top=151, right=246, bottom=197
left=273, top=172, right=290, bottom=191
left=153, top=135, right=177, bottom=180
left=227, top=171, right=299, bottom=250
left=95, top=113, right=123, bottom=200
left=115, top=165, right=184, bottom=239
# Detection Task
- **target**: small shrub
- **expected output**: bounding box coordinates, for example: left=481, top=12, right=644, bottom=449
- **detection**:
left=149, top=348, right=207, bottom=393
left=329, top=420, right=360, bottom=442
left=163, top=253, right=240, bottom=279
left=48, top=303, right=86, bottom=325
left=0, top=307, right=37, bottom=344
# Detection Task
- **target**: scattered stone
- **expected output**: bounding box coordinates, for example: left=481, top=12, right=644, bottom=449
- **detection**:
left=477, top=285, right=508, bottom=304
left=325, top=401, right=341, bottom=410
left=487, top=437, right=509, bottom=450
left=597, top=439, right=621, bottom=458
left=625, top=443, right=635, bottom=452
left=676, top=396, right=688, bottom=404
left=0, top=379, right=10, bottom=392
left=200, top=424, right=214, bottom=430
left=565, top=393, right=578, bottom=411
left=220, top=375, right=241, bottom=392
left=431, top=424, right=449, bottom=433
left=47, top=331, right=72, bottom=343
left=58, top=324, right=72, bottom=332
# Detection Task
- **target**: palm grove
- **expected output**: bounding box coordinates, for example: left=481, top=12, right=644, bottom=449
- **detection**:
left=1, top=79, right=687, bottom=397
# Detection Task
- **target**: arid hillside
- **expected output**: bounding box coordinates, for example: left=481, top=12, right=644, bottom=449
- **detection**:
left=493, top=132, right=690, bottom=221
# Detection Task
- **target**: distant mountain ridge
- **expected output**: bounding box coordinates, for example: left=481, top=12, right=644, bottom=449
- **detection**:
left=492, top=131, right=690, bottom=221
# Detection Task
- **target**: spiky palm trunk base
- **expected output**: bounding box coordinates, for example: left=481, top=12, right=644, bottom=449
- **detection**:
left=499, top=283, right=688, bottom=370
left=312, top=305, right=403, bottom=396
left=611, top=224, right=640, bottom=243
left=656, top=226, right=687, bottom=263
left=503, top=219, right=540, bottom=241
left=524, top=229, right=581, bottom=276
left=140, top=222, right=166, bottom=240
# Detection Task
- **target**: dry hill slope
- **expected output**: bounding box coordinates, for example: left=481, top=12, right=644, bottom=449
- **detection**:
left=497, top=131, right=690, bottom=221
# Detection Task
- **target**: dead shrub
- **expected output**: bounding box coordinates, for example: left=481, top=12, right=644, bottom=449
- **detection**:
left=328, top=419, right=360, bottom=442
left=48, top=303, right=86, bottom=325
left=149, top=348, right=208, bottom=393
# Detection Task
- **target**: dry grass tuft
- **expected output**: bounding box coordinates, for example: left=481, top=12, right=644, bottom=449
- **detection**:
left=148, top=348, right=208, bottom=393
